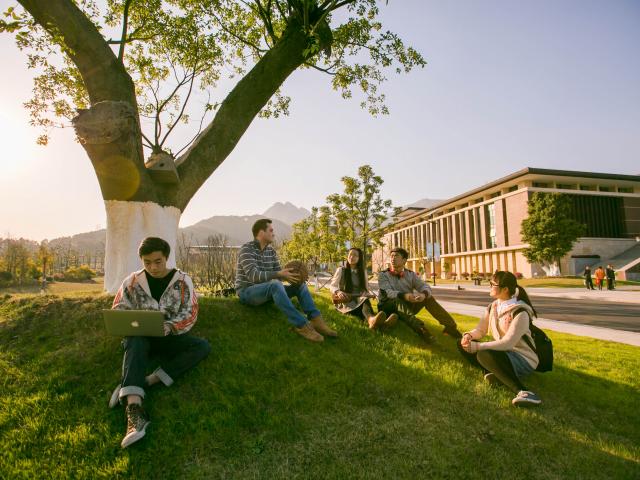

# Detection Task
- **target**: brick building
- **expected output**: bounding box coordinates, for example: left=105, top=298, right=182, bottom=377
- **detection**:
left=373, top=168, right=640, bottom=280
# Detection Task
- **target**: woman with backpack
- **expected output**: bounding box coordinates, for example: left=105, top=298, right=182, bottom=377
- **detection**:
left=458, top=271, right=543, bottom=406
left=329, top=247, right=389, bottom=329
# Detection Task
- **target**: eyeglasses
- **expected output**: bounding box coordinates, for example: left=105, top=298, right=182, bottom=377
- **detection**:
left=489, top=281, right=500, bottom=287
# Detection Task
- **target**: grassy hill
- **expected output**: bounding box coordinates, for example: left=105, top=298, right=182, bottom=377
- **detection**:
left=0, top=292, right=638, bottom=479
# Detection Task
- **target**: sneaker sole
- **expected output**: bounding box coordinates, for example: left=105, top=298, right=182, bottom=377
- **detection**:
left=512, top=398, right=542, bottom=407
left=483, top=374, right=501, bottom=387
left=121, top=422, right=150, bottom=448
left=109, top=385, right=121, bottom=409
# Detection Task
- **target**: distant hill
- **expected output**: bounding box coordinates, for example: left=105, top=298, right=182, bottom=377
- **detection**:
left=48, top=230, right=106, bottom=252
left=262, top=202, right=310, bottom=225
left=404, top=198, right=443, bottom=209
left=40, top=202, right=306, bottom=253
left=181, top=215, right=291, bottom=246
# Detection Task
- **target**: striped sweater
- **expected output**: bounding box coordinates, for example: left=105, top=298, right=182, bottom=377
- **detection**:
left=112, top=269, right=199, bottom=335
left=235, top=240, right=281, bottom=291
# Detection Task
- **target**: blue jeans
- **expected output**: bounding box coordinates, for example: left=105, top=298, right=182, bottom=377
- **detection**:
left=238, top=280, right=321, bottom=327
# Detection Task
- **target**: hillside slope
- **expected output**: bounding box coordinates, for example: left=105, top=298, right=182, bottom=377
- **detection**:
left=0, top=294, right=638, bottom=478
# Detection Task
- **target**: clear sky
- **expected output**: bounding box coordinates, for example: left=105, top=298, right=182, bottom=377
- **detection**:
left=1, top=0, right=639, bottom=241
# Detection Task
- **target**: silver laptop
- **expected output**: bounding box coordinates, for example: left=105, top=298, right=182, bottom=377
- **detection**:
left=103, top=309, right=166, bottom=337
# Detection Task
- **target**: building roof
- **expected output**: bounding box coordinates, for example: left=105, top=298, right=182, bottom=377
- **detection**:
left=390, top=167, right=640, bottom=227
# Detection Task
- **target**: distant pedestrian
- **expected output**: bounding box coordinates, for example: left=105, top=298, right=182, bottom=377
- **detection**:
left=606, top=264, right=616, bottom=290
left=594, top=266, right=605, bottom=291
left=583, top=266, right=594, bottom=290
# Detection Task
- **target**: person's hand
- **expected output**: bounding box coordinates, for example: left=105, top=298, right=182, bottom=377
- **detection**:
left=462, top=340, right=479, bottom=353
left=413, top=292, right=426, bottom=302
left=334, top=291, right=349, bottom=302
left=277, top=268, right=300, bottom=283
left=404, top=293, right=422, bottom=303
left=163, top=323, right=172, bottom=336
left=461, top=333, right=473, bottom=348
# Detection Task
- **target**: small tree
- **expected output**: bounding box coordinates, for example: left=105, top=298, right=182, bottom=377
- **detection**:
left=521, top=192, right=585, bottom=276
left=37, top=241, right=54, bottom=288
left=326, top=165, right=394, bottom=268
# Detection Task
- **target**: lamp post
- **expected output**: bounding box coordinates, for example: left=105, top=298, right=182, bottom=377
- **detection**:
left=427, top=219, right=437, bottom=286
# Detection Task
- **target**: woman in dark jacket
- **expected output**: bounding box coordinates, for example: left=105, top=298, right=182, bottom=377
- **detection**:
left=329, top=248, right=387, bottom=329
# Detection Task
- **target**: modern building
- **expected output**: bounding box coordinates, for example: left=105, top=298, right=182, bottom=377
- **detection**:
left=373, top=168, right=640, bottom=280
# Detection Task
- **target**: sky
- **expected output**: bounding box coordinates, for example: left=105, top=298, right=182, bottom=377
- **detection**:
left=1, top=0, right=639, bottom=241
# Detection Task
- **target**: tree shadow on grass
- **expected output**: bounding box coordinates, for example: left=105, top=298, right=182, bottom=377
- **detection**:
left=0, top=294, right=638, bottom=479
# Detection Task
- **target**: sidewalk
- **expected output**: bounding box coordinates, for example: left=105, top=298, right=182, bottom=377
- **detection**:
left=437, top=300, right=640, bottom=347
left=314, top=279, right=640, bottom=347
left=432, top=283, right=640, bottom=304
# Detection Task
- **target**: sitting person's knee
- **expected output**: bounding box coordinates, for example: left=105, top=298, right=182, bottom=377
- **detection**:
left=268, top=279, right=285, bottom=291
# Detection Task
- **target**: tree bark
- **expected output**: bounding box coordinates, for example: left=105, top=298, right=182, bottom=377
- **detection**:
left=103, top=201, right=181, bottom=293
left=17, top=2, right=327, bottom=292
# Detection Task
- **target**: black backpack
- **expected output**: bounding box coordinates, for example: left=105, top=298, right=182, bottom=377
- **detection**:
left=511, top=306, right=553, bottom=372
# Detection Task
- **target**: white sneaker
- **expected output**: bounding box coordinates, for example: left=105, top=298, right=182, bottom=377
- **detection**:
left=109, top=384, right=121, bottom=409
left=512, top=390, right=542, bottom=406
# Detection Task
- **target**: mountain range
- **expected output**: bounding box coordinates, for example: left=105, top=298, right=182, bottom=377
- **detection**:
left=42, top=202, right=311, bottom=253
left=12, top=199, right=443, bottom=254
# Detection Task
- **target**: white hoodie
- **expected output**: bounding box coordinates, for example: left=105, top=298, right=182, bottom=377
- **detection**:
left=465, top=299, right=539, bottom=369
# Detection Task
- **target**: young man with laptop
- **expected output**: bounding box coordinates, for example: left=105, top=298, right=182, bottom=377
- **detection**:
left=107, top=237, right=211, bottom=448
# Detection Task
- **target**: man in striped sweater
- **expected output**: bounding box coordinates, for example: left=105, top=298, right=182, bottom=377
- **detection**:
left=236, top=219, right=337, bottom=342
left=109, top=237, right=211, bottom=448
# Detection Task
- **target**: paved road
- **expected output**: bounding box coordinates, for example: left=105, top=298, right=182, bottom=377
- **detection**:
left=430, top=287, right=640, bottom=332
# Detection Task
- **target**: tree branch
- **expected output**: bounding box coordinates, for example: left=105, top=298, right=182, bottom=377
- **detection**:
left=117, top=0, right=133, bottom=61
left=18, top=0, right=136, bottom=106
left=175, top=20, right=316, bottom=209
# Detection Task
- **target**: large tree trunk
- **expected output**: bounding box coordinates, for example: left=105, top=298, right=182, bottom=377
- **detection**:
left=18, top=2, right=327, bottom=294
left=103, top=201, right=181, bottom=293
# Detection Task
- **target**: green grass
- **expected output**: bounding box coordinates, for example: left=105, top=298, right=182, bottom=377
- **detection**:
left=0, top=277, right=105, bottom=296
left=1, top=292, right=639, bottom=479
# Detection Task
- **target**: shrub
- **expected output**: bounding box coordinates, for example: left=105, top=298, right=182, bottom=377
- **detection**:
left=61, top=265, right=96, bottom=282
left=461, top=272, right=470, bottom=280
left=53, top=273, right=65, bottom=281
left=0, top=271, right=12, bottom=282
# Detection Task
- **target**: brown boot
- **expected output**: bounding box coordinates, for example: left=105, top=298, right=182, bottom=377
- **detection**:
left=368, top=311, right=387, bottom=329
left=294, top=323, right=324, bottom=342
left=310, top=317, right=338, bottom=337
left=384, top=313, right=398, bottom=327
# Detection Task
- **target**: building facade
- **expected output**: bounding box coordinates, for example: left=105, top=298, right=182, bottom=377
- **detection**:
left=373, top=168, right=640, bottom=280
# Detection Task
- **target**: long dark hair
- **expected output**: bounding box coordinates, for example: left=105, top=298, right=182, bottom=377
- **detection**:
left=343, top=247, right=366, bottom=293
left=491, top=271, right=537, bottom=317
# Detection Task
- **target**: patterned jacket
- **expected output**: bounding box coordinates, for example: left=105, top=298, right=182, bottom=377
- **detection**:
left=112, top=269, right=199, bottom=335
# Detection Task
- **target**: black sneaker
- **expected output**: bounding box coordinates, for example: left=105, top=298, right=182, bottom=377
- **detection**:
left=443, top=326, right=463, bottom=339
left=415, top=326, right=436, bottom=344
left=121, top=404, right=150, bottom=448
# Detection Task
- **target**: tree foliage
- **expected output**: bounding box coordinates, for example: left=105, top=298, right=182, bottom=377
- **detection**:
left=327, top=164, right=395, bottom=261
left=2, top=1, right=425, bottom=151
left=282, top=205, right=344, bottom=269
left=521, top=192, right=585, bottom=271
left=283, top=164, right=395, bottom=270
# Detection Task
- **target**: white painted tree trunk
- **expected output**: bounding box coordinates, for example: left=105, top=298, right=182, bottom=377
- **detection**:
left=104, top=200, right=182, bottom=294
left=541, top=261, right=561, bottom=277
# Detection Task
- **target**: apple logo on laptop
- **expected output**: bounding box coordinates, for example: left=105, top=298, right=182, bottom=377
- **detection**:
left=131, top=321, right=140, bottom=328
